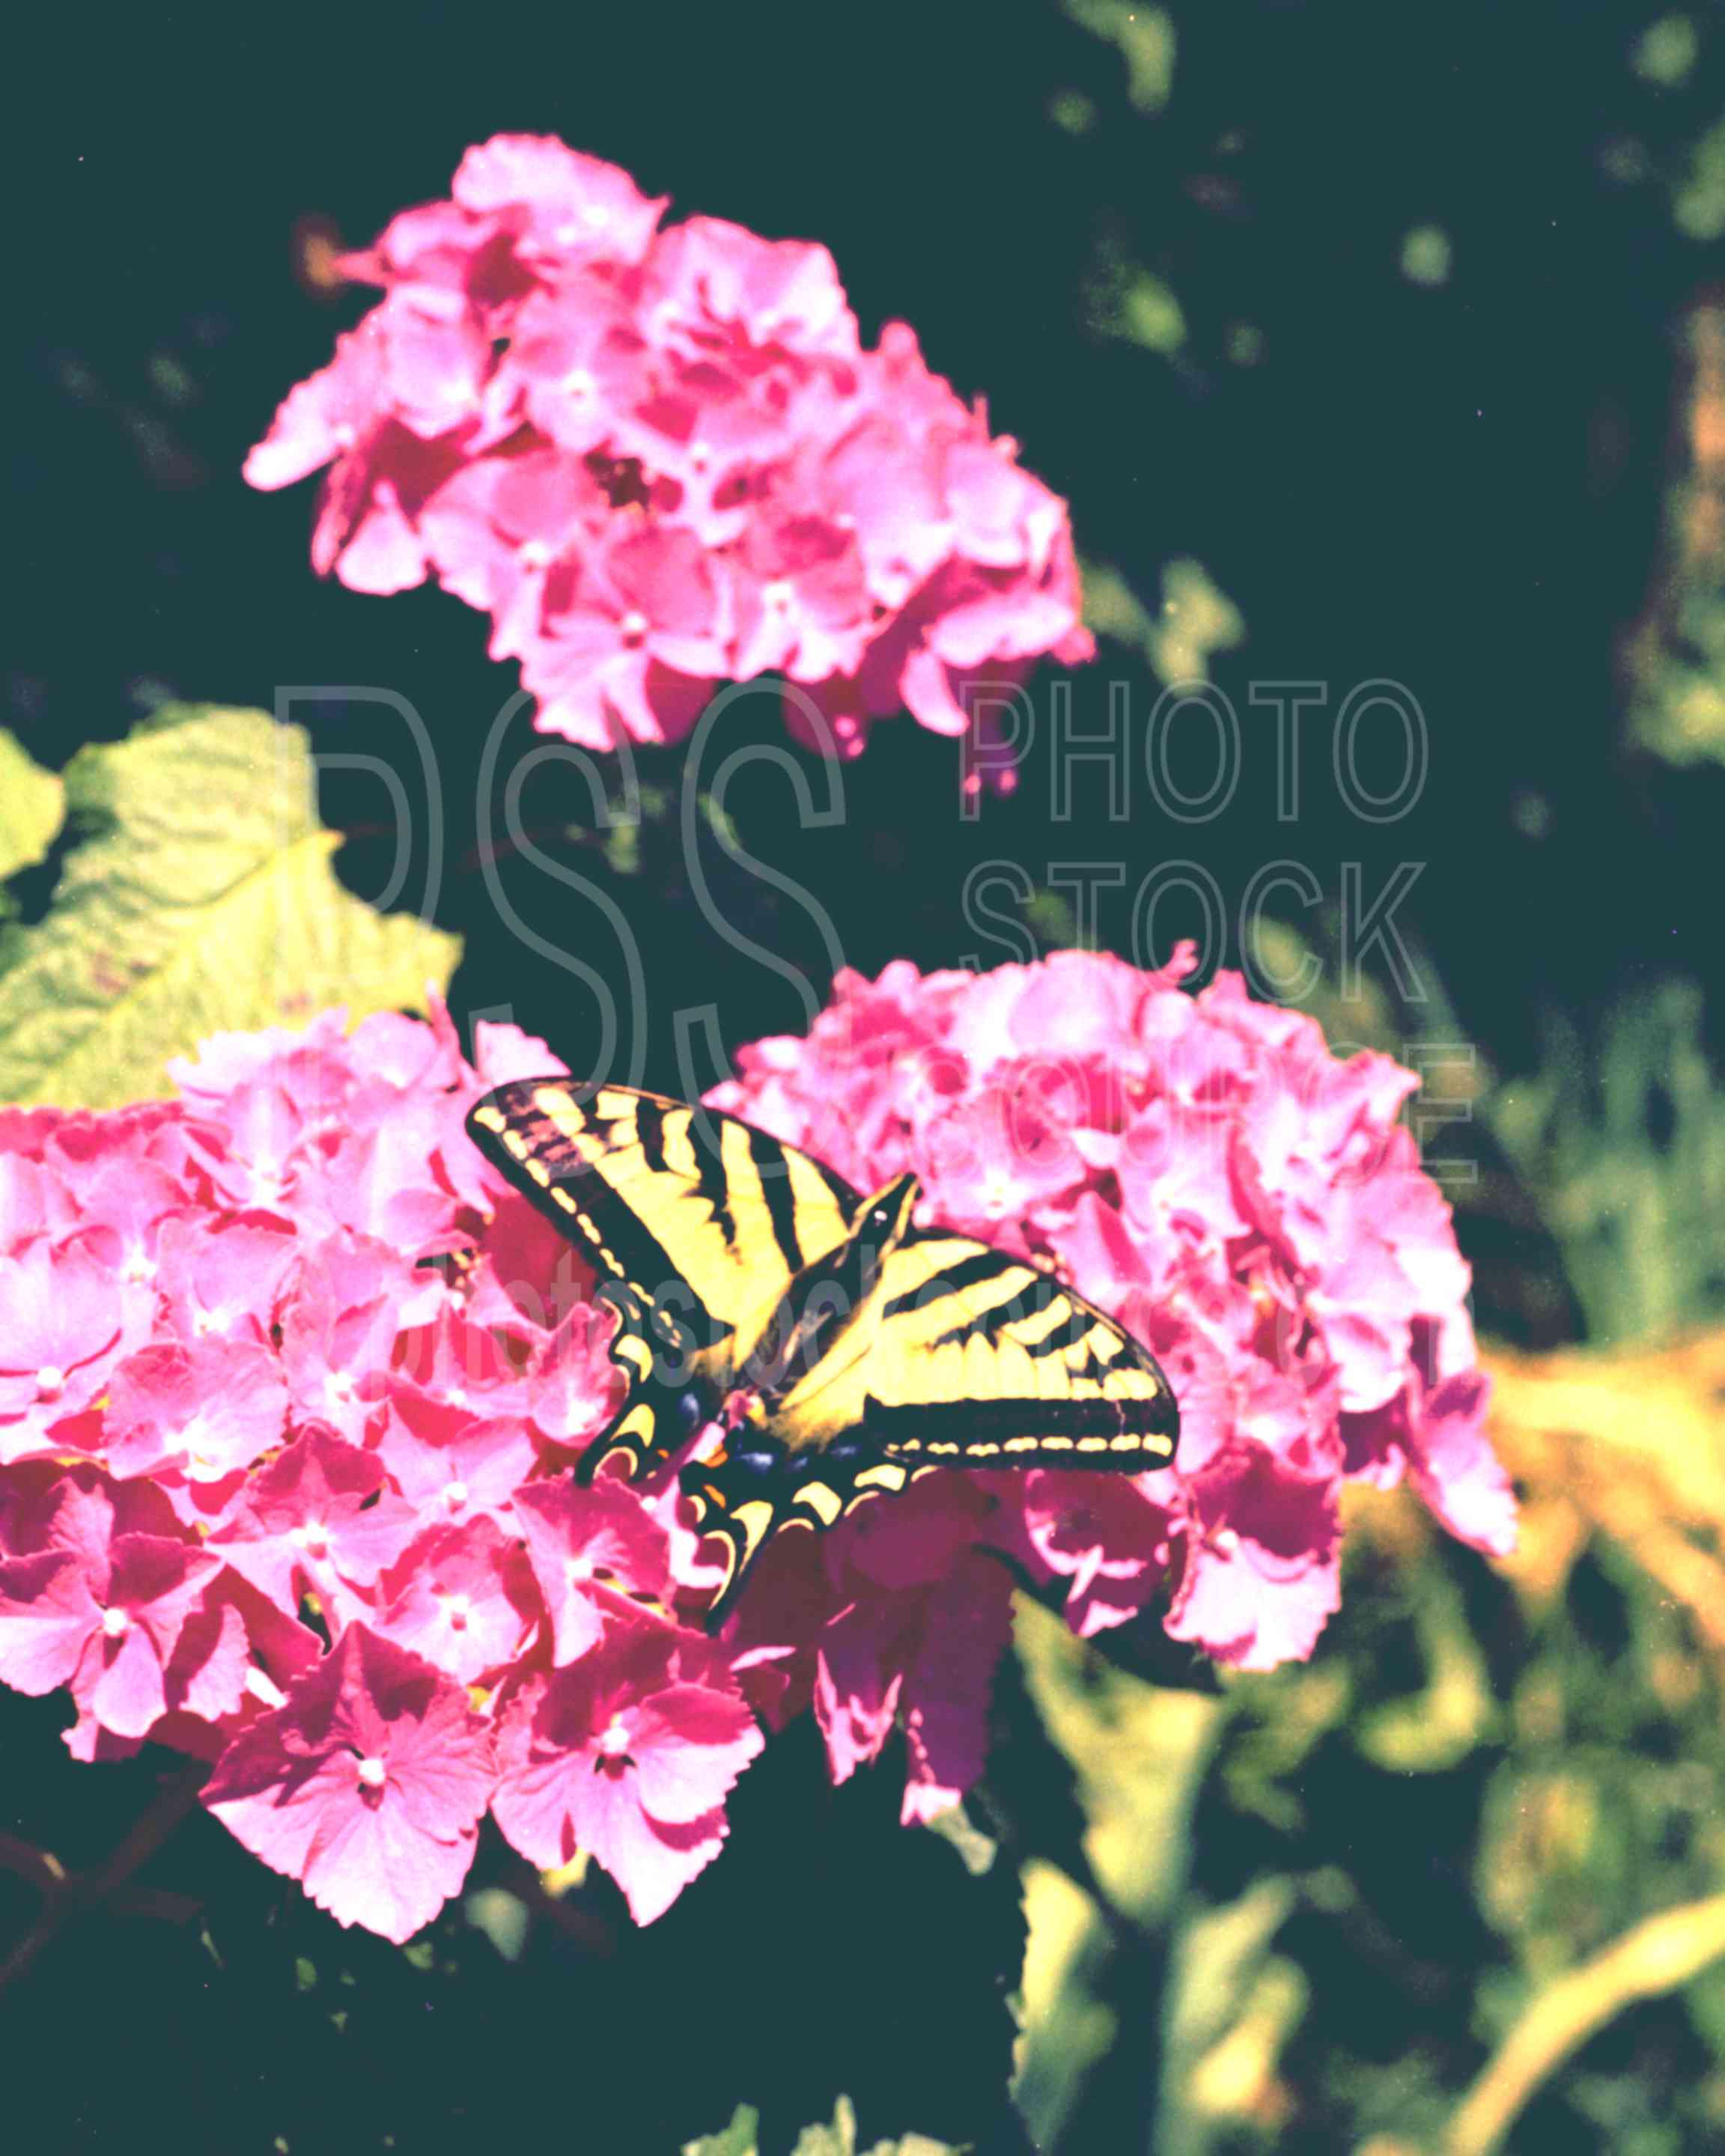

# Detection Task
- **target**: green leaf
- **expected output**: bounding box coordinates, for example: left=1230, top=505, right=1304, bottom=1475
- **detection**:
left=684, top=2106, right=759, bottom=2156
left=864, top=2134, right=967, bottom=2155
left=0, top=704, right=457, bottom=1109
left=791, top=2096, right=858, bottom=2156
left=0, top=730, right=64, bottom=885
left=686, top=2103, right=964, bottom=2156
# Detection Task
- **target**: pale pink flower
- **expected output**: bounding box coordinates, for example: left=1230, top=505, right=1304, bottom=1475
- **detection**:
left=512, top=1477, right=671, bottom=1665
left=491, top=1614, right=763, bottom=1924
left=203, top=1624, right=496, bottom=1943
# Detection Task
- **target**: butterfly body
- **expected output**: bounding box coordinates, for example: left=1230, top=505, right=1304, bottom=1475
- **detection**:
left=467, top=1079, right=1178, bottom=1627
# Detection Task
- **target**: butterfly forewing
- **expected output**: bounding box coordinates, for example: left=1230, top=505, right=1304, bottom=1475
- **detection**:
left=467, top=1080, right=862, bottom=1357
left=466, top=1079, right=866, bottom=1486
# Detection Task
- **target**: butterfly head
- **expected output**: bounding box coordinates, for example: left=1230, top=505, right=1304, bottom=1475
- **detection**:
left=854, top=1172, right=922, bottom=1269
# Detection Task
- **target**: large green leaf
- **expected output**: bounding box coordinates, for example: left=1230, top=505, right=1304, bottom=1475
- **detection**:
left=0, top=730, right=64, bottom=886
left=0, top=704, right=457, bottom=1108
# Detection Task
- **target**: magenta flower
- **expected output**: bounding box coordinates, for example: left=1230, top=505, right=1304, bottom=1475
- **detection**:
left=372, top=1518, right=541, bottom=1687
left=1163, top=1438, right=1342, bottom=1672
left=492, top=1614, right=763, bottom=1923
left=206, top=1428, right=419, bottom=1625
left=246, top=133, right=1091, bottom=758
left=0, top=1240, right=149, bottom=1462
left=512, top=1477, right=671, bottom=1665
left=1020, top=1470, right=1174, bottom=1639
left=103, top=1337, right=289, bottom=1483
left=0, top=1473, right=219, bottom=1738
left=203, top=1624, right=496, bottom=1943
left=374, top=1395, right=540, bottom=1535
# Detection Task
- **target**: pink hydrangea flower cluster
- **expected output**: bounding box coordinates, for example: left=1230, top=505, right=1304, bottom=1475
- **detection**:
left=711, top=942, right=1515, bottom=1687
left=245, top=133, right=1093, bottom=758
left=0, top=1008, right=761, bottom=1940
left=0, top=954, right=1513, bottom=1940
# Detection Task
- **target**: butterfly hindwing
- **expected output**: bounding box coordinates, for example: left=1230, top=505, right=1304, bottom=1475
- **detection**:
left=680, top=1450, right=933, bottom=1628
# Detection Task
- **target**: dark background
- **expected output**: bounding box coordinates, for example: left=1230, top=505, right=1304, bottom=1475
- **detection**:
left=15, top=1, right=1721, bottom=1088
left=7, top=4, right=1725, bottom=2149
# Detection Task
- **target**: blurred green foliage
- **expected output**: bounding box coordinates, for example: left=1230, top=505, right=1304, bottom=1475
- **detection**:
left=687, top=2097, right=961, bottom=2156
left=1007, top=1481, right=1725, bottom=2155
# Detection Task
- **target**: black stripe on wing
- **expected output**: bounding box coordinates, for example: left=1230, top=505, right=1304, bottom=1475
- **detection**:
left=466, top=1082, right=699, bottom=1330
left=878, top=1249, right=1006, bottom=1323
left=749, top=1122, right=806, bottom=1275
left=920, top=1269, right=1084, bottom=1357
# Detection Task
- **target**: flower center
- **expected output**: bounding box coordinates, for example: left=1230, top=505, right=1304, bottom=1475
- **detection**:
left=442, top=1479, right=470, bottom=1514
left=565, top=1552, right=597, bottom=1587
left=442, top=1592, right=472, bottom=1632
left=763, top=578, right=796, bottom=612
left=619, top=609, right=649, bottom=646
left=979, top=1168, right=1015, bottom=1213
left=290, top=1520, right=330, bottom=1559
left=597, top=1712, right=631, bottom=1759
left=100, top=1606, right=130, bottom=1639
left=34, top=1365, right=66, bottom=1401
left=355, top=1755, right=387, bottom=1790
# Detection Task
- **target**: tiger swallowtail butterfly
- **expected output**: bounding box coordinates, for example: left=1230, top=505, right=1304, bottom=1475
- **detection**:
left=467, top=1079, right=1179, bottom=1627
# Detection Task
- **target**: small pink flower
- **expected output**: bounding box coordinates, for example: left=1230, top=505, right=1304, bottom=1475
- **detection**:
left=153, top=1215, right=298, bottom=1343
left=0, top=1241, right=149, bottom=1461
left=203, top=1624, right=496, bottom=1943
left=512, top=1477, right=670, bottom=1664
left=277, top=1234, right=416, bottom=1442
left=1165, top=1438, right=1342, bottom=1672
left=373, top=1518, right=541, bottom=1686
left=103, top=1338, right=288, bottom=1482
left=492, top=1614, right=762, bottom=1923
left=375, top=1395, right=540, bottom=1534
left=1020, top=1470, right=1175, bottom=1638
left=447, top=134, right=666, bottom=269
left=0, top=1509, right=219, bottom=1738
left=207, top=1428, right=419, bottom=1624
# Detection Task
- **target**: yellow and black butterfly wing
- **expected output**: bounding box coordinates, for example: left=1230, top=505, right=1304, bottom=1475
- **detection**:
left=466, top=1079, right=863, bottom=1479
left=680, top=1230, right=1178, bottom=1627
left=857, top=1232, right=1179, bottom=1465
